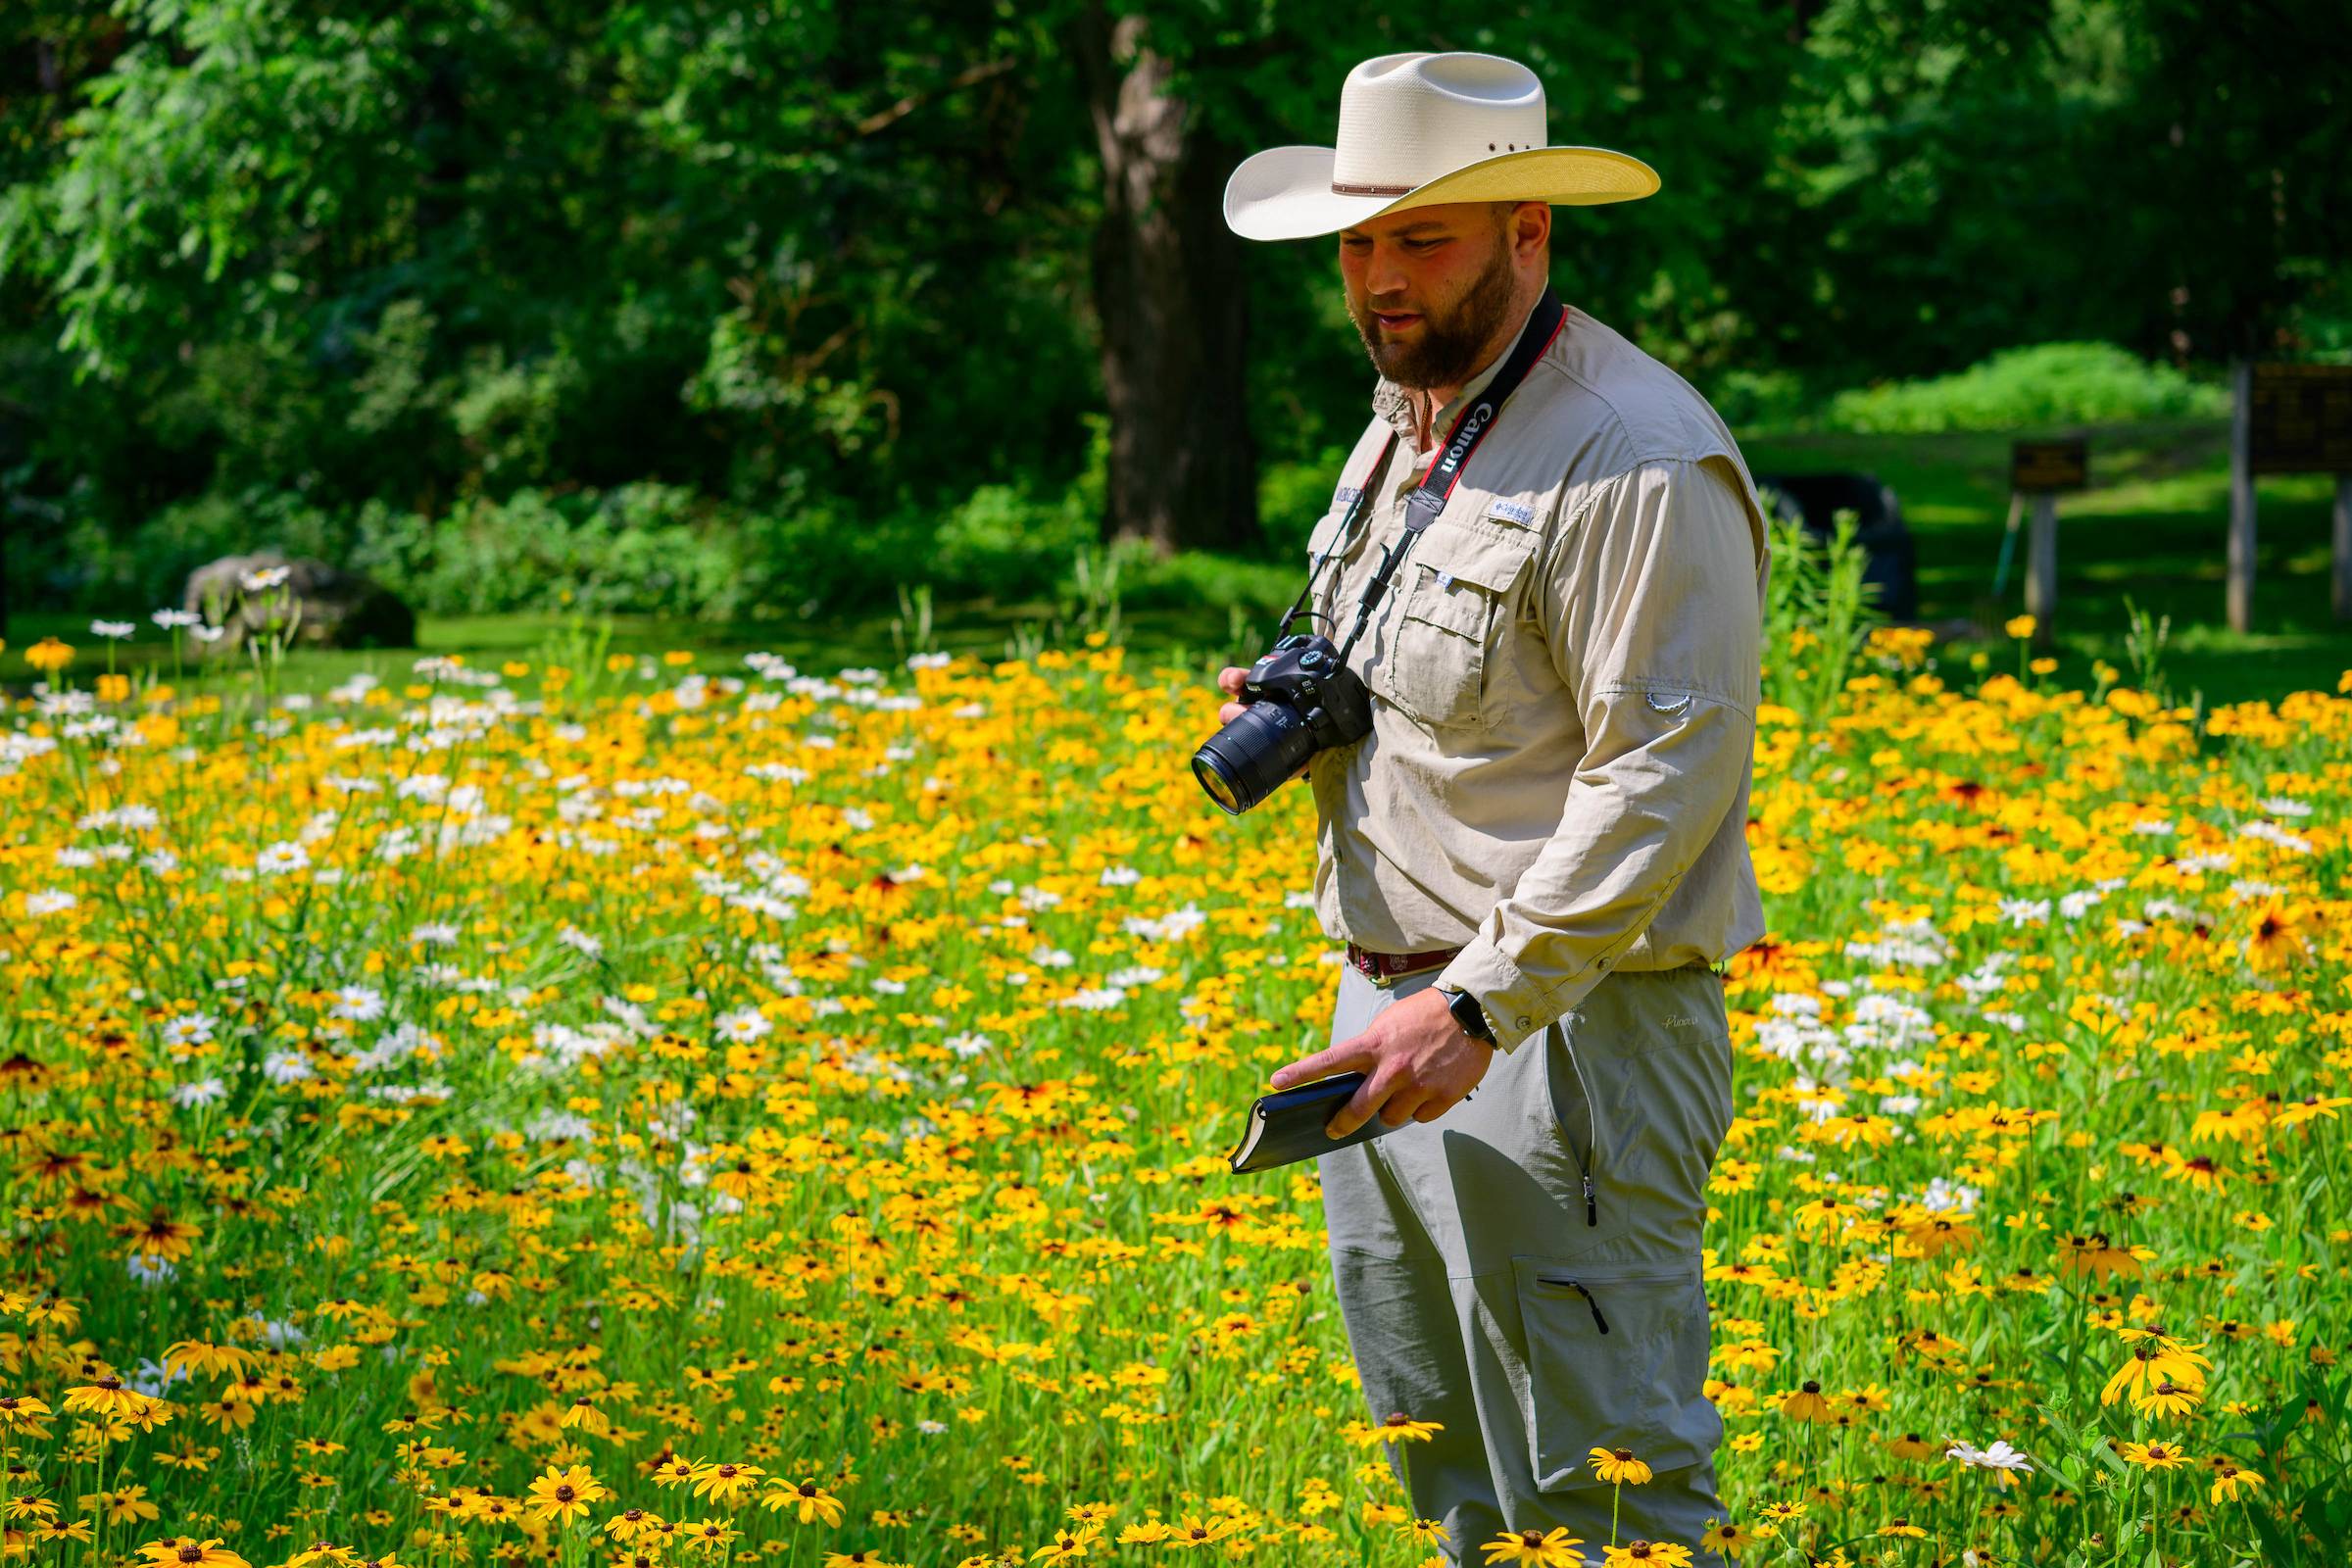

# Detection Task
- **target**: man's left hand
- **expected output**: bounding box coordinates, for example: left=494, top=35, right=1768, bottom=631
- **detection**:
left=1269, top=987, right=1494, bottom=1140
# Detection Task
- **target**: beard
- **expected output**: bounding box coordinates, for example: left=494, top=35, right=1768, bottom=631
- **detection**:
left=1347, top=237, right=1520, bottom=391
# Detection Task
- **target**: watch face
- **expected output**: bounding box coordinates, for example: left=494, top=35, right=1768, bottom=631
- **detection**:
left=1447, top=989, right=1491, bottom=1040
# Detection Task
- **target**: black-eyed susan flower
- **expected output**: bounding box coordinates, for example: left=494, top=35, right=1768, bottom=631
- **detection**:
left=1479, top=1525, right=1586, bottom=1566
left=524, top=1465, right=610, bottom=1525
left=1589, top=1447, right=1652, bottom=1487
left=1698, top=1517, right=1755, bottom=1559
left=2210, top=1461, right=2264, bottom=1504
left=1348, top=1411, right=1445, bottom=1447
left=2118, top=1441, right=2188, bottom=1470
left=1776, top=1380, right=1834, bottom=1422
left=686, top=1459, right=763, bottom=1505
left=760, top=1477, right=846, bottom=1526
left=134, top=1539, right=253, bottom=1568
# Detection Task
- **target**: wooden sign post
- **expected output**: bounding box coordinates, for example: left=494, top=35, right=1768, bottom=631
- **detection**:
left=2233, top=360, right=2352, bottom=630
left=2007, top=438, right=2087, bottom=651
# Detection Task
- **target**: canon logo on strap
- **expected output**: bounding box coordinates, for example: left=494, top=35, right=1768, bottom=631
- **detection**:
left=1439, top=401, right=1494, bottom=478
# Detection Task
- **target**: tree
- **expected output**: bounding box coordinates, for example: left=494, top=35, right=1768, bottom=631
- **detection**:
left=1075, top=1, right=1257, bottom=556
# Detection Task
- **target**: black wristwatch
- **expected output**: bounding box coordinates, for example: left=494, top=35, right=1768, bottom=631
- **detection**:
left=1440, top=983, right=1496, bottom=1045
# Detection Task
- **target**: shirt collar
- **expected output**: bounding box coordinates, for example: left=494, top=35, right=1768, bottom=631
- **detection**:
left=1371, top=295, right=1543, bottom=457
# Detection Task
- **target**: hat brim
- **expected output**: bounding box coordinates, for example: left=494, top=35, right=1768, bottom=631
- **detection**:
left=1223, top=144, right=1660, bottom=242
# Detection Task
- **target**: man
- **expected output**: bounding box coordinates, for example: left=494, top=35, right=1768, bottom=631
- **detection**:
left=1211, top=52, right=1771, bottom=1567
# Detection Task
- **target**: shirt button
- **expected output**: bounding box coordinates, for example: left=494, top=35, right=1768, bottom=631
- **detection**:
left=1516, top=1015, right=1533, bottom=1030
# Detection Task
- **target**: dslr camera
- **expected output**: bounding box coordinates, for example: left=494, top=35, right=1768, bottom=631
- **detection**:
left=1191, top=631, right=1373, bottom=816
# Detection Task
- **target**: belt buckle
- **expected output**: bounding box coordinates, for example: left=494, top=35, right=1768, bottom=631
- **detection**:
left=1367, top=950, right=1444, bottom=989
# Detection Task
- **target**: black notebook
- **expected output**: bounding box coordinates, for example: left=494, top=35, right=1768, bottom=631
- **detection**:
left=1228, top=1071, right=1397, bottom=1174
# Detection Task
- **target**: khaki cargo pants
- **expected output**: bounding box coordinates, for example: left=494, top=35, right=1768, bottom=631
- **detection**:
left=1318, top=960, right=1735, bottom=1567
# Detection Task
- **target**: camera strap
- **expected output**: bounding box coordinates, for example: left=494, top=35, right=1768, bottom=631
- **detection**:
left=1285, top=286, right=1568, bottom=662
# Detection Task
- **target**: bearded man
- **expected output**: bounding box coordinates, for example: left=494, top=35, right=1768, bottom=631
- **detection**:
left=1210, top=51, right=1773, bottom=1568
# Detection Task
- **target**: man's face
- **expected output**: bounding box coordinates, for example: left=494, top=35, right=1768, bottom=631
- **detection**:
left=1339, top=201, right=1527, bottom=392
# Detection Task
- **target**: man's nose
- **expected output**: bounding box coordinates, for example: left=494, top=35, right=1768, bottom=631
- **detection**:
left=1365, top=244, right=1410, bottom=301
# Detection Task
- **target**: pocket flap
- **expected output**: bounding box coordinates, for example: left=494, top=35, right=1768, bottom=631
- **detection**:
left=1409, top=520, right=1538, bottom=594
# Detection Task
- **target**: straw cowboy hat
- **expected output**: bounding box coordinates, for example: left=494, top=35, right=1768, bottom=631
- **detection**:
left=1223, top=51, right=1660, bottom=242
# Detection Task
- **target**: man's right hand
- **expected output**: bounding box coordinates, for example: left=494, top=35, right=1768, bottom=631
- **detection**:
left=1214, top=663, right=1312, bottom=786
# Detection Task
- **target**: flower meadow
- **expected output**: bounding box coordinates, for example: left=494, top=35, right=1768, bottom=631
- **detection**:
left=3, top=619, right=2351, bottom=1568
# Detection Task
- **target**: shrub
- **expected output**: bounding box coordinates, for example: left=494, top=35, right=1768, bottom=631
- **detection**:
left=1823, top=341, right=2230, bottom=433
left=63, top=487, right=355, bottom=612
left=347, top=483, right=760, bottom=619
left=926, top=482, right=1097, bottom=601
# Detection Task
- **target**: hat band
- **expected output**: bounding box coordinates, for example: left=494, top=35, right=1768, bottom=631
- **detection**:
left=1331, top=180, right=1415, bottom=196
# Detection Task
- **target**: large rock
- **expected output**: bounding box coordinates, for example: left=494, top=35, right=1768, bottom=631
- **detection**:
left=181, top=550, right=416, bottom=655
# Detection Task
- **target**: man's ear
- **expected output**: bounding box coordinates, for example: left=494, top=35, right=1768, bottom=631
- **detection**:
left=1512, top=202, right=1550, bottom=269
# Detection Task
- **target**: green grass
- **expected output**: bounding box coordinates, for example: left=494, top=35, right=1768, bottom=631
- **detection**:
left=9, top=417, right=2347, bottom=709
left=1740, top=416, right=2352, bottom=706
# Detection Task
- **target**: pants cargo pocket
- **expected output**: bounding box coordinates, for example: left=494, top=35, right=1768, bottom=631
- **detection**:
left=1510, top=1254, right=1721, bottom=1494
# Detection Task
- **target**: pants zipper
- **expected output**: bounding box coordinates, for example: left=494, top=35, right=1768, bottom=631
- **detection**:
left=1553, top=1018, right=1600, bottom=1229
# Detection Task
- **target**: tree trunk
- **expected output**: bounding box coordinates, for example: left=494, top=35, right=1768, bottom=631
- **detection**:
left=1077, top=2, right=1258, bottom=556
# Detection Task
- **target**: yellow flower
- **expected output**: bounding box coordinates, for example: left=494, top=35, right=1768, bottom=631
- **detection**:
left=63, top=1378, right=164, bottom=1425
left=2004, top=614, right=2035, bottom=639
left=686, top=1459, right=764, bottom=1504
left=1479, top=1525, right=1588, bottom=1565
left=135, top=1540, right=254, bottom=1568
left=760, top=1477, right=846, bottom=1526
left=1776, top=1380, right=1835, bottom=1422
left=161, top=1344, right=256, bottom=1380
left=1028, top=1526, right=1098, bottom=1562
left=603, top=1508, right=667, bottom=1543
left=2210, top=1461, right=2264, bottom=1503
left=2117, top=1440, right=2188, bottom=1470
left=1604, top=1544, right=1692, bottom=1567
left=1348, top=1411, right=1445, bottom=1446
left=2240, top=898, right=2309, bottom=974
left=1588, top=1446, right=1652, bottom=1486
left=0, top=1393, right=54, bottom=1430
left=24, top=635, right=73, bottom=673
left=2131, top=1379, right=2202, bottom=1419
left=1699, top=1518, right=1755, bottom=1560
left=80, top=1486, right=162, bottom=1524
left=524, top=1464, right=611, bottom=1524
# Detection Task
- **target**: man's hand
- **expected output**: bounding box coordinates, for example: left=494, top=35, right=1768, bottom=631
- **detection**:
left=1214, top=664, right=1311, bottom=785
left=1270, top=986, right=1494, bottom=1139
left=1214, top=664, right=1252, bottom=727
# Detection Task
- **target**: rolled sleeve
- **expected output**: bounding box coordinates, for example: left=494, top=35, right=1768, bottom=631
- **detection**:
left=1437, top=457, right=1762, bottom=1053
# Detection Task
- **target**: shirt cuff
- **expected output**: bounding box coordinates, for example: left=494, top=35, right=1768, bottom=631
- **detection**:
left=1436, top=937, right=1598, bottom=1055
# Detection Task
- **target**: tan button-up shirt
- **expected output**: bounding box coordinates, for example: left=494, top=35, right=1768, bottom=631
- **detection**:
left=1301, top=296, right=1773, bottom=1054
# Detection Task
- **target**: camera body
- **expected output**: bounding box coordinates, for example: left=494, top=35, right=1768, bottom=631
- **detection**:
left=1191, top=632, right=1373, bottom=815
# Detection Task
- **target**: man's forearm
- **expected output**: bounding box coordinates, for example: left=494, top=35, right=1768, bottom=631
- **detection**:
left=1434, top=690, right=1752, bottom=1054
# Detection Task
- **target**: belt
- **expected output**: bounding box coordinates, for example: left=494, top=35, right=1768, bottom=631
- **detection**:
left=1345, top=942, right=1464, bottom=989
left=1346, top=942, right=1733, bottom=990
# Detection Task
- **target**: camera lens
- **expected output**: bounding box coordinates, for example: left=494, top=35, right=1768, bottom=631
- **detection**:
left=1195, top=757, right=1244, bottom=813
left=1192, top=698, right=1317, bottom=815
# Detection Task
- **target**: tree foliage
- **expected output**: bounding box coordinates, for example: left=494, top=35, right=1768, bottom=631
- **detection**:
left=0, top=0, right=2341, bottom=612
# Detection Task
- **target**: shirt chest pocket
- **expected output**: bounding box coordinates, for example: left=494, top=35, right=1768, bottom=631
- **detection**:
left=1382, top=520, right=1540, bottom=731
